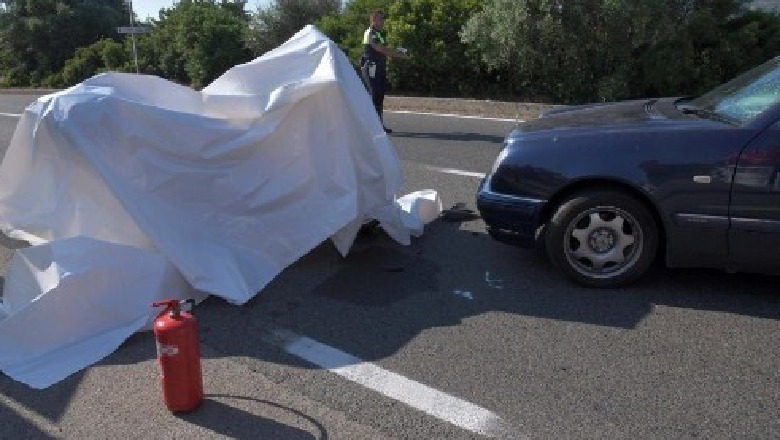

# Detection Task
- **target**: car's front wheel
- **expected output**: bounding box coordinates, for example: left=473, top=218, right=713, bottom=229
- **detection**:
left=544, top=190, right=658, bottom=288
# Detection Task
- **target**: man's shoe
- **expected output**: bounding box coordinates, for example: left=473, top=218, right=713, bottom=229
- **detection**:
left=383, top=126, right=393, bottom=133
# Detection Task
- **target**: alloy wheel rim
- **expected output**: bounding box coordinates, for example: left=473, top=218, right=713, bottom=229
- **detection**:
left=563, top=206, right=643, bottom=280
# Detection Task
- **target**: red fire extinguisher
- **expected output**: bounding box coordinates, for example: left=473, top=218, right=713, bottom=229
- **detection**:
left=152, top=299, right=203, bottom=412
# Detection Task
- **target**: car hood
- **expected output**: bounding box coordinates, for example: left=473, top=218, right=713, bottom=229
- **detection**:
left=514, top=97, right=689, bottom=134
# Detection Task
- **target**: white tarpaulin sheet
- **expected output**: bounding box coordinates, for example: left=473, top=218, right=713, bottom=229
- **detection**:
left=0, top=25, right=441, bottom=388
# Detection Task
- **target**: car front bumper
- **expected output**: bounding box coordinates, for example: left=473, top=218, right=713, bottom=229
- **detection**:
left=476, top=177, right=546, bottom=248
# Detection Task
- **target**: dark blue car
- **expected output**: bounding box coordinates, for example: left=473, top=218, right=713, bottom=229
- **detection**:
left=477, top=56, right=780, bottom=287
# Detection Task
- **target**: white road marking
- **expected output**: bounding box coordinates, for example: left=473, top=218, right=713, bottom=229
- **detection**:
left=4, top=109, right=517, bottom=123
left=425, top=165, right=486, bottom=179
left=0, top=394, right=58, bottom=436
left=265, top=328, right=518, bottom=438
left=3, top=109, right=488, bottom=182
left=388, top=110, right=522, bottom=123
left=4, top=108, right=519, bottom=123
left=2, top=111, right=490, bottom=181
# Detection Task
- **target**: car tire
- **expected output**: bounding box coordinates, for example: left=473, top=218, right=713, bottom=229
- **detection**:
left=544, top=190, right=658, bottom=288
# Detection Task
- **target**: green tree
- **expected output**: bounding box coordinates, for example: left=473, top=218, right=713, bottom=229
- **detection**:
left=718, top=10, right=780, bottom=79
left=218, top=0, right=249, bottom=19
left=632, top=0, right=759, bottom=98
left=0, top=0, right=128, bottom=86
left=247, top=0, right=341, bottom=57
left=460, top=0, right=524, bottom=97
left=460, top=0, right=760, bottom=103
left=317, top=0, right=390, bottom=63
left=461, top=0, right=641, bottom=102
left=142, top=0, right=251, bottom=88
left=60, top=37, right=127, bottom=85
left=384, top=0, right=482, bottom=96
left=318, top=0, right=484, bottom=96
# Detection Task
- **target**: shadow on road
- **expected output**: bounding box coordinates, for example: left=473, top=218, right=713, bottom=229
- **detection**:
left=179, top=395, right=326, bottom=440
left=191, top=215, right=780, bottom=369
left=0, top=368, right=86, bottom=438
left=390, top=130, right=505, bottom=144
left=1, top=213, right=778, bottom=435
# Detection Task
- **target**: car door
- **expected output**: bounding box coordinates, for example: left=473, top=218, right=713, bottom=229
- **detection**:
left=728, top=118, right=780, bottom=274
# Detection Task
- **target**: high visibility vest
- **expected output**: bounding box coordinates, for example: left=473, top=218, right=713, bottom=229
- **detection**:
left=362, top=27, right=386, bottom=45
left=361, top=26, right=387, bottom=66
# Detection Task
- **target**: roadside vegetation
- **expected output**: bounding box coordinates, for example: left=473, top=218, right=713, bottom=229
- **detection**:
left=0, top=0, right=779, bottom=104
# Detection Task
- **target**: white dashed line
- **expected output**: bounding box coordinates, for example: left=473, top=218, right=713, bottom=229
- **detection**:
left=0, top=394, right=57, bottom=435
left=265, top=328, right=518, bottom=438
left=388, top=110, right=522, bottom=123
left=4, top=110, right=517, bottom=123
left=3, top=109, right=488, bottom=180
left=425, top=165, right=486, bottom=179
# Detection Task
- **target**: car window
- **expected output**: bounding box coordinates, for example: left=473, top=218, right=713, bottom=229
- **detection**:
left=692, top=57, right=780, bottom=123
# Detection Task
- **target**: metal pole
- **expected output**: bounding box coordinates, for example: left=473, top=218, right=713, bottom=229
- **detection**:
left=129, top=0, right=139, bottom=74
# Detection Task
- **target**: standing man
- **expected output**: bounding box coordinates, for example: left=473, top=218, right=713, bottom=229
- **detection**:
left=360, top=10, right=409, bottom=134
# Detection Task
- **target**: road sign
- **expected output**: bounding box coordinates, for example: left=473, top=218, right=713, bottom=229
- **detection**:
left=117, top=26, right=149, bottom=34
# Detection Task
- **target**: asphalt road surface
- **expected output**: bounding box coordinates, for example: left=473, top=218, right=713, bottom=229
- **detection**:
left=1, top=93, right=779, bottom=439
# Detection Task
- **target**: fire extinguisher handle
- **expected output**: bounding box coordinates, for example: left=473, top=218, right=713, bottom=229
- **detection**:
left=152, top=300, right=174, bottom=307
left=152, top=299, right=196, bottom=317
left=152, top=299, right=179, bottom=312
left=152, top=299, right=181, bottom=317
left=182, top=299, right=196, bottom=312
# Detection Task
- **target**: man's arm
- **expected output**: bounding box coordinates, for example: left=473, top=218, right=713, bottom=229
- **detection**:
left=370, top=42, right=410, bottom=59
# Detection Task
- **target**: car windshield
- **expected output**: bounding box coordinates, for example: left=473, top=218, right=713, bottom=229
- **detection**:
left=691, top=56, right=780, bottom=124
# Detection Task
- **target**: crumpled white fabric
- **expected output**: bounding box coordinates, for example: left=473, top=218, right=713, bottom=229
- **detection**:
left=0, top=25, right=441, bottom=388
left=0, top=237, right=205, bottom=388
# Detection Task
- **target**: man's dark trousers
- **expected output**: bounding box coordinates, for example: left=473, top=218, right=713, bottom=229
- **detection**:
left=361, top=61, right=386, bottom=124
